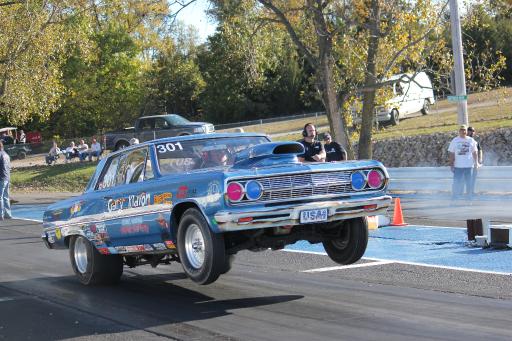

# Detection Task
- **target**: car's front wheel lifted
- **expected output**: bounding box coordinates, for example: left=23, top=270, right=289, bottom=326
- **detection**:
left=69, top=235, right=123, bottom=285
left=177, top=208, right=227, bottom=285
left=323, top=217, right=369, bottom=265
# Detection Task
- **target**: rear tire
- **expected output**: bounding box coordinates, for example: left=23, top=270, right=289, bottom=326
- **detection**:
left=177, top=208, right=226, bottom=285
left=323, top=217, right=369, bottom=265
left=390, top=109, right=399, bottom=126
left=69, top=236, right=123, bottom=285
left=421, top=99, right=430, bottom=115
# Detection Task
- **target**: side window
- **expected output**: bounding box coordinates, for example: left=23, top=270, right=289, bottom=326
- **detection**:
left=395, top=82, right=404, bottom=96
left=144, top=153, right=154, bottom=180
left=96, top=156, right=121, bottom=190
left=140, top=118, right=155, bottom=131
left=154, top=118, right=170, bottom=130
left=116, top=148, right=148, bottom=185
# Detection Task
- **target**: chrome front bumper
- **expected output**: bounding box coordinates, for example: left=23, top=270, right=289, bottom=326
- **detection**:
left=214, top=195, right=392, bottom=232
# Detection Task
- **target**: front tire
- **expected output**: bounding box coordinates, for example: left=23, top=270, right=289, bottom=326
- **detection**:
left=421, top=99, right=430, bottom=115
left=323, top=217, right=369, bottom=265
left=69, top=236, right=123, bottom=285
left=177, top=208, right=226, bottom=285
left=390, top=109, right=399, bottom=126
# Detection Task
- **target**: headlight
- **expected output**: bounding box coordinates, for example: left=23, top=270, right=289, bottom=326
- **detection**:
left=226, top=182, right=244, bottom=202
left=245, top=180, right=263, bottom=200
left=193, top=127, right=205, bottom=133
left=367, top=170, right=384, bottom=189
left=351, top=171, right=366, bottom=191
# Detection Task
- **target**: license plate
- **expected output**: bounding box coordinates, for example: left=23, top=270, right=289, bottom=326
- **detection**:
left=300, top=209, right=328, bottom=224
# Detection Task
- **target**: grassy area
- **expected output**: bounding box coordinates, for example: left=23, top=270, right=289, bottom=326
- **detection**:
left=12, top=162, right=97, bottom=192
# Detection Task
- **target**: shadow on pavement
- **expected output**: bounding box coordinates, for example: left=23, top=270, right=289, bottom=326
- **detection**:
left=0, top=273, right=303, bottom=340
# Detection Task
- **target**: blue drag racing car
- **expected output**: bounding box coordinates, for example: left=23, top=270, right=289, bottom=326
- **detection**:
left=42, top=133, right=391, bottom=285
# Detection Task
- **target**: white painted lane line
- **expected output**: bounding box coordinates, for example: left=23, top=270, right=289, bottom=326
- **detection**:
left=282, top=249, right=327, bottom=256
left=303, top=261, right=394, bottom=273
left=363, top=257, right=512, bottom=276
left=0, top=297, right=17, bottom=302
left=11, top=217, right=42, bottom=222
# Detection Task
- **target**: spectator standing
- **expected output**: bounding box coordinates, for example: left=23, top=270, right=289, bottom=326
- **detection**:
left=467, top=126, right=483, bottom=196
left=88, top=137, right=102, bottom=161
left=1, top=132, right=13, bottom=145
left=77, top=139, right=89, bottom=162
left=65, top=141, right=78, bottom=163
left=46, top=141, right=61, bottom=165
left=18, top=130, right=26, bottom=143
left=0, top=141, right=11, bottom=220
left=323, top=133, right=347, bottom=162
left=298, top=123, right=326, bottom=162
left=448, top=125, right=479, bottom=199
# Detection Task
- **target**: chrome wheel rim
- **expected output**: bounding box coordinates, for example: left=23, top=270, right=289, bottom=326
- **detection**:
left=74, top=237, right=88, bottom=274
left=185, top=224, right=205, bottom=269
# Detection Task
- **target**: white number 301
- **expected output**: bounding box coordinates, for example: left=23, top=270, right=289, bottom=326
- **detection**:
left=157, top=142, right=183, bottom=153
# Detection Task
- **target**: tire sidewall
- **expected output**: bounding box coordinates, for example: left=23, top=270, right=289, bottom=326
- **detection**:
left=323, top=217, right=369, bottom=265
left=69, top=236, right=95, bottom=285
left=177, top=208, right=224, bottom=284
left=422, top=100, right=430, bottom=115
left=390, top=109, right=399, bottom=125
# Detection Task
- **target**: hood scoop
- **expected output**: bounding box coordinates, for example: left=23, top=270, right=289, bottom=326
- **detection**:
left=233, top=142, right=304, bottom=168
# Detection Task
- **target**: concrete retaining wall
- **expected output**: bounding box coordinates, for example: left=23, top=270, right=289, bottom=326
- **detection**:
left=371, top=127, right=512, bottom=167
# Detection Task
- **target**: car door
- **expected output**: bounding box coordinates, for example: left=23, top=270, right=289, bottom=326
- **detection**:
left=154, top=117, right=180, bottom=139
left=96, top=147, right=172, bottom=250
left=138, top=117, right=156, bottom=142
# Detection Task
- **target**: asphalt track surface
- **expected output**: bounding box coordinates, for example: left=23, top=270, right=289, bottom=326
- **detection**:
left=2, top=216, right=512, bottom=341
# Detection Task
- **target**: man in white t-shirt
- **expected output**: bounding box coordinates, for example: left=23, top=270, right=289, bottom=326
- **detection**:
left=88, top=137, right=102, bottom=161
left=77, top=139, right=89, bottom=162
left=448, top=125, right=479, bottom=199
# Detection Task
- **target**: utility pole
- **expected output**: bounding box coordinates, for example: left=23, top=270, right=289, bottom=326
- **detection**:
left=449, top=0, right=468, bottom=125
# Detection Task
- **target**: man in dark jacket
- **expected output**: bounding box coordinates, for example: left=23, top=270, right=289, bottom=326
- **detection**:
left=323, top=133, right=347, bottom=162
left=0, top=141, right=12, bottom=220
left=298, top=123, right=326, bottom=162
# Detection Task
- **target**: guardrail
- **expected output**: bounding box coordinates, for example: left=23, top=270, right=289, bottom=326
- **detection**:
left=387, top=166, right=512, bottom=194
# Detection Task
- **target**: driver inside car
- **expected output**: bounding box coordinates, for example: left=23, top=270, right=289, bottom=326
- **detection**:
left=201, top=145, right=230, bottom=168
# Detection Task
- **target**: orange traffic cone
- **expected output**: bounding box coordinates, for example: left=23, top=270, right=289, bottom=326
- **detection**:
left=390, top=197, right=407, bottom=226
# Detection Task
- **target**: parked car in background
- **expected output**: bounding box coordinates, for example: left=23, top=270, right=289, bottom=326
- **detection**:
left=376, top=72, right=435, bottom=125
left=104, top=114, right=215, bottom=151
left=42, top=133, right=391, bottom=286
left=0, top=127, right=32, bottom=159
left=352, top=72, right=435, bottom=126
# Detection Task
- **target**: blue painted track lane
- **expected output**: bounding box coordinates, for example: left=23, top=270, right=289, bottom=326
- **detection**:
left=13, top=205, right=512, bottom=274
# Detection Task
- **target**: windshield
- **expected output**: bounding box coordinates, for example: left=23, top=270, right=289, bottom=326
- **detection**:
left=166, top=114, right=191, bottom=125
left=156, top=136, right=269, bottom=174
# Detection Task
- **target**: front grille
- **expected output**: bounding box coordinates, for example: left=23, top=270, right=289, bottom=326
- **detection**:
left=249, top=171, right=354, bottom=203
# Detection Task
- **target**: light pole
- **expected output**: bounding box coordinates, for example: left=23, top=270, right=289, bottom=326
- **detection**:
left=449, top=0, right=468, bottom=125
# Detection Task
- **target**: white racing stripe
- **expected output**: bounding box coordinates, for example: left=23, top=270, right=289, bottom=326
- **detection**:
left=303, top=261, right=394, bottom=273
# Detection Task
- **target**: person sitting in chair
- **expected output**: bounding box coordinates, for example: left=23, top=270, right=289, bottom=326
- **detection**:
left=45, top=141, right=61, bottom=165
left=88, top=137, right=102, bottom=161
left=65, top=141, right=79, bottom=163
